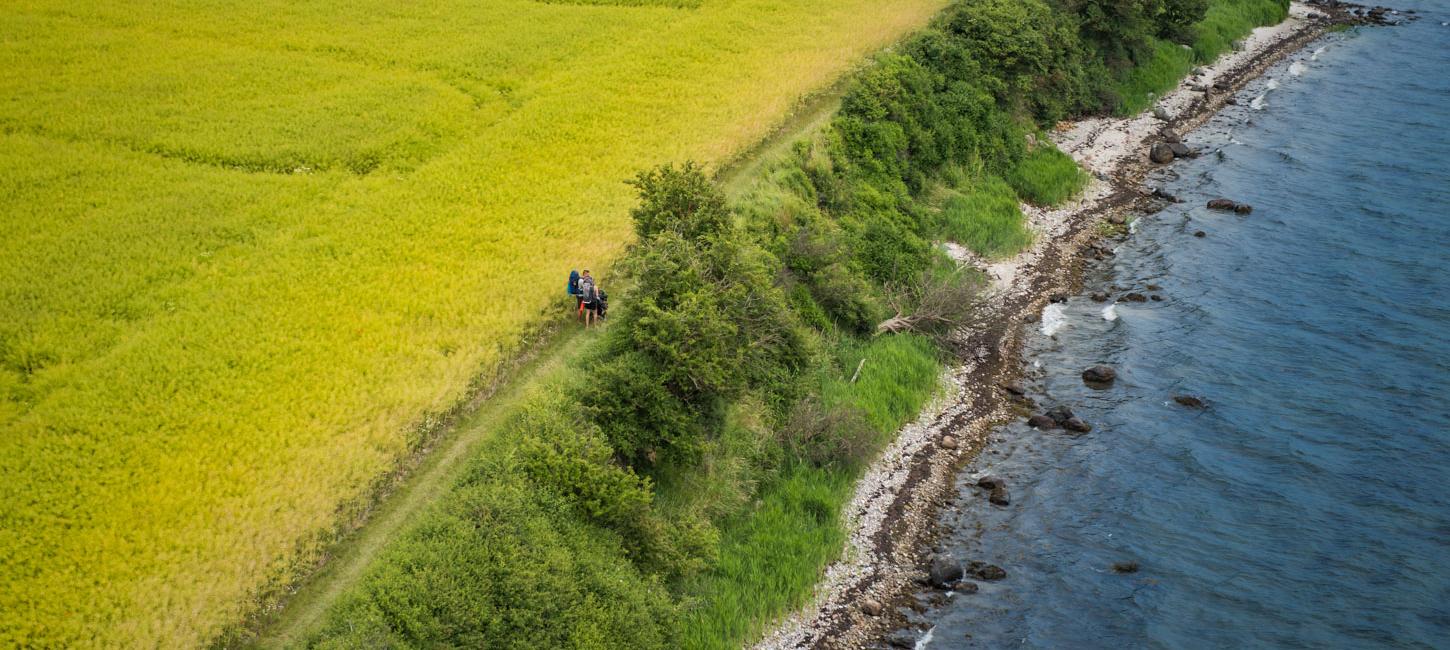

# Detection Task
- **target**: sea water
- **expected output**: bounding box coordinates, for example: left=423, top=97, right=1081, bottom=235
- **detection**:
left=914, top=8, right=1450, bottom=648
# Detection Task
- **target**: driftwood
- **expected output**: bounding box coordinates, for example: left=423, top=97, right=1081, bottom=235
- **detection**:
left=875, top=270, right=987, bottom=337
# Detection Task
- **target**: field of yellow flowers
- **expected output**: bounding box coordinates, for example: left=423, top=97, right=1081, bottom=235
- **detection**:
left=0, top=0, right=949, bottom=646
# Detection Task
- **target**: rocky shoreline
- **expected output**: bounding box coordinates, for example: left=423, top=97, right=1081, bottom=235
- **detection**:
left=752, top=3, right=1389, bottom=648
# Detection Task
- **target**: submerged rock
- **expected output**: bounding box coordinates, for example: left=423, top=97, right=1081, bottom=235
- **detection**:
left=1194, top=230, right=1208, bottom=238
left=1046, top=406, right=1075, bottom=424
left=1113, top=561, right=1141, bottom=574
left=955, top=580, right=980, bottom=594
left=989, top=485, right=1011, bottom=506
left=1122, top=292, right=1148, bottom=302
left=1063, top=417, right=1093, bottom=433
left=968, top=561, right=1008, bottom=581
left=977, top=476, right=1007, bottom=490
left=1173, top=394, right=1207, bottom=408
left=1082, top=365, right=1117, bottom=383
left=1090, top=291, right=1109, bottom=302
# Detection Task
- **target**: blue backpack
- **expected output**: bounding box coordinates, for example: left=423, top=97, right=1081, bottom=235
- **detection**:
left=568, top=270, right=580, bottom=295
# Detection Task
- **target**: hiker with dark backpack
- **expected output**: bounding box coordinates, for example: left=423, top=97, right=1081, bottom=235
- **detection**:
left=577, top=270, right=597, bottom=326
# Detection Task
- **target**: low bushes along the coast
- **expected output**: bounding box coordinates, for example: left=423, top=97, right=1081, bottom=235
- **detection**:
left=305, top=0, right=1289, bottom=647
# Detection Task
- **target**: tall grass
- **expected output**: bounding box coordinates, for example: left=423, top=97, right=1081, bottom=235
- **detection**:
left=937, top=175, right=1034, bottom=258
left=1006, top=145, right=1090, bottom=206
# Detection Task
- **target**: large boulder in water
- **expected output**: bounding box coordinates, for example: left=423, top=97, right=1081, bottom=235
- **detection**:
left=928, top=554, right=964, bottom=588
left=1082, top=365, right=1117, bottom=383
left=1027, top=414, right=1058, bottom=429
left=977, top=476, right=1008, bottom=490
left=968, top=561, right=1008, bottom=581
left=989, top=485, right=1011, bottom=506
left=1150, top=142, right=1176, bottom=164
left=1046, top=406, right=1075, bottom=424
left=1207, top=198, right=1253, bottom=213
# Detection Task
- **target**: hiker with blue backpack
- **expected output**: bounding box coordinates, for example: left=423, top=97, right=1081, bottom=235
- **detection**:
left=568, top=269, right=601, bottom=327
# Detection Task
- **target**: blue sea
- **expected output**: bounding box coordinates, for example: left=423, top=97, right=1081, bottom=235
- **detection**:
left=914, top=8, right=1450, bottom=649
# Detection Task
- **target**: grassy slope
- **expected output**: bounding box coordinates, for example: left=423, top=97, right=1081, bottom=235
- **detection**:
left=0, top=1, right=952, bottom=646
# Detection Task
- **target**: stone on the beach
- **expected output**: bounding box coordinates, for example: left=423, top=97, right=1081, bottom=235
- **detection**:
left=1153, top=106, right=1174, bottom=122
left=1046, top=406, right=1075, bottom=424
left=989, top=485, right=1010, bottom=506
left=977, top=476, right=1007, bottom=490
left=928, top=554, right=964, bottom=588
left=1160, top=128, right=1183, bottom=144
left=861, top=599, right=884, bottom=616
left=940, top=435, right=959, bottom=450
left=1063, top=417, right=1093, bottom=433
left=1027, top=414, right=1058, bottom=429
left=1082, top=365, right=1117, bottom=383
left=1150, top=142, right=1176, bottom=164
left=1001, top=382, right=1026, bottom=396
left=1173, top=394, right=1207, bottom=408
left=1113, top=561, right=1141, bottom=574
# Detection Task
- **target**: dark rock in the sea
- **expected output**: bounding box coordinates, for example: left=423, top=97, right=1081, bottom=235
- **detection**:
left=977, top=476, right=1007, bottom=490
left=928, top=554, right=964, bottom=588
left=1207, top=198, right=1239, bottom=211
left=1063, top=417, right=1093, bottom=433
left=1027, top=414, right=1058, bottom=429
left=968, top=562, right=1008, bottom=581
left=886, top=631, right=916, bottom=649
left=861, top=599, right=884, bottom=616
left=1082, top=365, right=1117, bottom=383
left=1113, top=561, right=1141, bottom=574
left=1173, top=394, right=1207, bottom=409
left=1149, top=142, right=1176, bottom=164
left=1151, top=187, right=1182, bottom=202
left=1090, top=291, right=1109, bottom=302
left=940, top=435, right=958, bottom=450
left=1122, top=292, right=1148, bottom=302
left=1234, top=202, right=1254, bottom=214
left=988, top=485, right=1010, bottom=506
left=1046, top=406, right=1075, bottom=424
left=1150, top=294, right=1164, bottom=302
left=1001, top=382, right=1026, bottom=396
left=1194, top=230, right=1207, bottom=238
left=1225, top=96, right=1239, bottom=105
left=1146, top=283, right=1162, bottom=291
left=955, top=580, right=980, bottom=594
left=1168, top=142, right=1198, bottom=159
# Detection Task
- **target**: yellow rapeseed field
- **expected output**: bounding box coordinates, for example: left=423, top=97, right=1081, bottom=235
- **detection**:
left=0, top=0, right=950, bottom=646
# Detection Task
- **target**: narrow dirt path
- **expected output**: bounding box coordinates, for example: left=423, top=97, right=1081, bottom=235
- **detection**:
left=247, top=324, right=586, bottom=648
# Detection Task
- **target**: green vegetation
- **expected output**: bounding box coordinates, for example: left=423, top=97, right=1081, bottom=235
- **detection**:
left=938, top=175, right=1036, bottom=258
left=1008, top=145, right=1093, bottom=206
left=1112, top=0, right=1292, bottom=112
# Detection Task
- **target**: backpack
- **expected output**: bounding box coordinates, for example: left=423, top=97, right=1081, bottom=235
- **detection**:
left=578, top=276, right=595, bottom=302
left=568, top=270, right=580, bottom=295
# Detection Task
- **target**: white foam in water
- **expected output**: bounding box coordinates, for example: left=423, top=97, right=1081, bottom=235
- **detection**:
left=1250, top=93, right=1267, bottom=110
left=1041, top=303, right=1068, bottom=336
left=1128, top=218, right=1139, bottom=234
left=914, top=626, right=935, bottom=649
left=1289, top=61, right=1307, bottom=77
left=1311, top=46, right=1326, bottom=61
left=1102, top=303, right=1119, bottom=321
left=1266, top=78, right=1280, bottom=90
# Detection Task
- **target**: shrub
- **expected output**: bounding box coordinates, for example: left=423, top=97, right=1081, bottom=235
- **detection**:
left=779, top=397, right=877, bottom=469
left=1006, top=144, right=1090, bottom=206
left=939, top=175, right=1034, bottom=258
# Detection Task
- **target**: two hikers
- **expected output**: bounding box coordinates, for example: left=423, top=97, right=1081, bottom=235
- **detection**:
left=567, top=269, right=607, bottom=327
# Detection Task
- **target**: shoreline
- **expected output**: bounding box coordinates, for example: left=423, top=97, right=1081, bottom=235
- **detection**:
left=753, top=3, right=1368, bottom=648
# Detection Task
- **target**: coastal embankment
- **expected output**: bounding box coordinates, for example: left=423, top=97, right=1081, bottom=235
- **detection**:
left=754, top=2, right=1389, bottom=648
